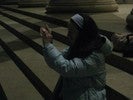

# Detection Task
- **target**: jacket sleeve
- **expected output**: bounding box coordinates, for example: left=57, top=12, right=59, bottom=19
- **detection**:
left=43, top=43, right=105, bottom=77
left=61, top=47, right=69, bottom=57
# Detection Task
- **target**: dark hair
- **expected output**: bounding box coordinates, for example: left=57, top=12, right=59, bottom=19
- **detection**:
left=67, top=14, right=105, bottom=60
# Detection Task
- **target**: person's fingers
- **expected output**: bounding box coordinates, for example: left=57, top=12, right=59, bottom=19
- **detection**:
left=46, top=33, right=51, bottom=38
left=40, top=25, right=52, bottom=35
left=40, top=27, right=49, bottom=37
left=40, top=27, right=44, bottom=36
left=45, top=24, right=51, bottom=34
left=40, top=26, right=53, bottom=43
left=40, top=27, right=47, bottom=33
left=40, top=27, right=45, bottom=33
left=41, top=27, right=47, bottom=33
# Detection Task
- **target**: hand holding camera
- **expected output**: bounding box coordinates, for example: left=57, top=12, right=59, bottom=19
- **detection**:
left=40, top=24, right=53, bottom=43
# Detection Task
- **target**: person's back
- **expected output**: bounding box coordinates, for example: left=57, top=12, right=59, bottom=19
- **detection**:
left=61, top=35, right=112, bottom=100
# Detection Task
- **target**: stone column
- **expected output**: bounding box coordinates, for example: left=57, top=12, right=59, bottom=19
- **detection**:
left=18, top=0, right=49, bottom=7
left=126, top=9, right=133, bottom=31
left=46, top=0, right=118, bottom=13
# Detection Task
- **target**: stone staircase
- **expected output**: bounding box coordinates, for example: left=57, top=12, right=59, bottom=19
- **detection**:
left=0, top=5, right=133, bottom=100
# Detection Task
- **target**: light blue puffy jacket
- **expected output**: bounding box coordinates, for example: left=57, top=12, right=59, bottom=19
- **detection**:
left=43, top=36, right=113, bottom=100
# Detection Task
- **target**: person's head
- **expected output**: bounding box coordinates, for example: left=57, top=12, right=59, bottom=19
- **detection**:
left=67, top=13, right=105, bottom=59
left=67, top=13, right=99, bottom=45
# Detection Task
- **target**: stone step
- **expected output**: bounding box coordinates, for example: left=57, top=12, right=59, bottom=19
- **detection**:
left=0, top=13, right=64, bottom=99
left=0, top=80, right=8, bottom=100
left=0, top=10, right=69, bottom=44
left=0, top=10, right=45, bottom=27
left=0, top=5, right=132, bottom=73
left=106, top=64, right=133, bottom=99
left=0, top=15, right=130, bottom=98
left=0, top=5, right=68, bottom=27
left=0, top=5, right=132, bottom=99
left=18, top=1, right=47, bottom=8
left=1, top=10, right=59, bottom=28
left=14, top=38, right=67, bottom=92
left=0, top=5, right=128, bottom=32
left=0, top=38, right=52, bottom=99
left=0, top=48, right=43, bottom=100
left=19, top=7, right=47, bottom=15
left=1, top=35, right=132, bottom=99
left=1, top=5, right=133, bottom=68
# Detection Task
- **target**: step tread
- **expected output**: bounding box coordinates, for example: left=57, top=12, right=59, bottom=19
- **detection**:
left=0, top=5, right=132, bottom=99
left=106, top=64, right=133, bottom=99
left=0, top=58, right=43, bottom=100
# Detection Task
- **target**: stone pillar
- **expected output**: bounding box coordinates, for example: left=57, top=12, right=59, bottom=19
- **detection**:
left=18, top=0, right=49, bottom=7
left=126, top=9, right=133, bottom=31
left=46, top=0, right=118, bottom=13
